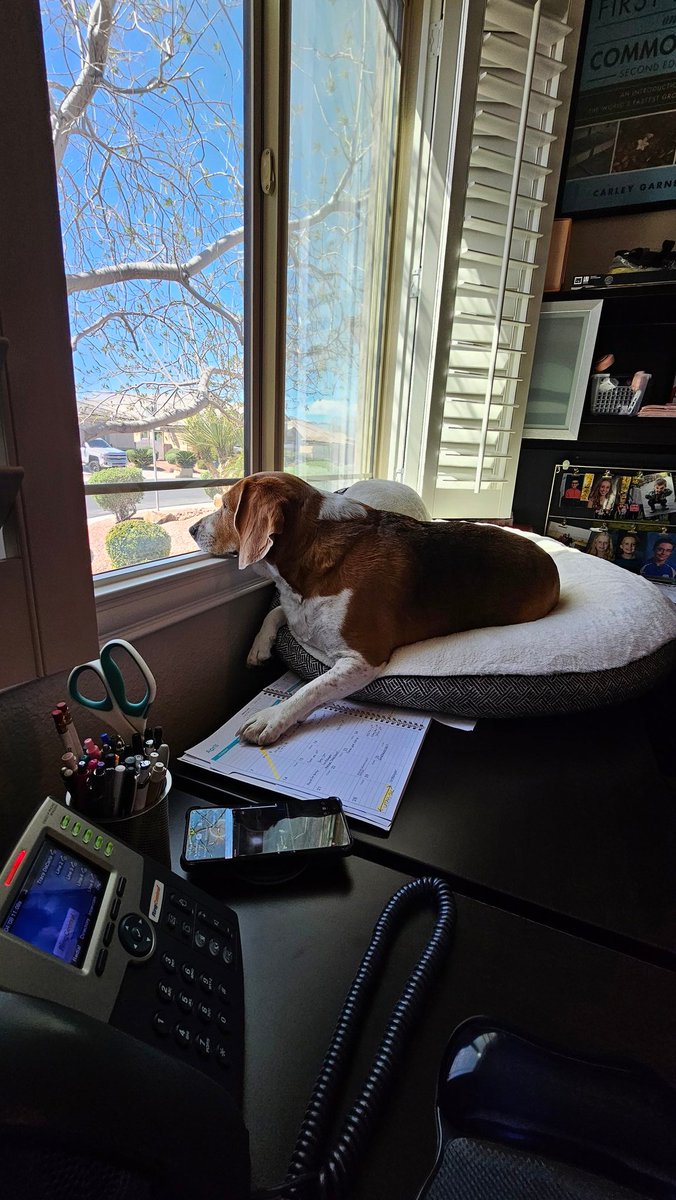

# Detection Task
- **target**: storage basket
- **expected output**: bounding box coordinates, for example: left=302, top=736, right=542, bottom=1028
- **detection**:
left=589, top=373, right=650, bottom=417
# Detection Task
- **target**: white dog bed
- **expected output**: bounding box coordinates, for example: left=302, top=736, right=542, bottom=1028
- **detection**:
left=273, top=530, right=676, bottom=718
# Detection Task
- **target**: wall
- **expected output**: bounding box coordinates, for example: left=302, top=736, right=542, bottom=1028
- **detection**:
left=0, top=585, right=276, bottom=853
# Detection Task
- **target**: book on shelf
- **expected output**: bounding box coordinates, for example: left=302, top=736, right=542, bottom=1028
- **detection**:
left=180, top=671, right=431, bottom=832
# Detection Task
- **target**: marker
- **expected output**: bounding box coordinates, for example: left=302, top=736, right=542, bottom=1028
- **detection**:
left=51, top=710, right=82, bottom=760
left=83, top=737, right=100, bottom=759
left=120, top=764, right=137, bottom=817
left=153, top=726, right=163, bottom=749
left=61, top=751, right=78, bottom=773
left=112, top=764, right=125, bottom=815
left=56, top=702, right=83, bottom=757
left=157, top=743, right=170, bottom=767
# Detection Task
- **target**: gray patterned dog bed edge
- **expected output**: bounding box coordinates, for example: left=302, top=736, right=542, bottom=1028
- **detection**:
left=272, top=532, right=676, bottom=719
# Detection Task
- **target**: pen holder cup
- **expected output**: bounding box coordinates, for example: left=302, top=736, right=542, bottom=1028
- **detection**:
left=67, top=771, right=172, bottom=868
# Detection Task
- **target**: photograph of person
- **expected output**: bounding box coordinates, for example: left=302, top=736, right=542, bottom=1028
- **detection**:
left=635, top=473, right=676, bottom=518
left=561, top=468, right=593, bottom=506
left=586, top=474, right=618, bottom=518
left=585, top=528, right=614, bottom=561
left=562, top=473, right=582, bottom=500
left=613, top=530, right=644, bottom=574
left=613, top=478, right=644, bottom=522
left=640, top=534, right=676, bottom=582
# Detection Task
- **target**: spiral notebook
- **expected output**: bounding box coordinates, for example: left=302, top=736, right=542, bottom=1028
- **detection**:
left=180, top=671, right=431, bottom=831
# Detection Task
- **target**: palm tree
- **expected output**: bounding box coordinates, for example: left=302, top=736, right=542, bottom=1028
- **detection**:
left=183, top=407, right=240, bottom=470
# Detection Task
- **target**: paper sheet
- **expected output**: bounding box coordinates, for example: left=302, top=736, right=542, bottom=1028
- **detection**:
left=181, top=672, right=433, bottom=831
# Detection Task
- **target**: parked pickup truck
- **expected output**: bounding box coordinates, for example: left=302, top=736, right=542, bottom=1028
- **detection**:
left=81, top=438, right=128, bottom=471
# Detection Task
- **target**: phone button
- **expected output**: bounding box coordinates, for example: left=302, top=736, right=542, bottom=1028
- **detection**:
left=195, top=1033, right=212, bottom=1059
left=153, top=1011, right=171, bottom=1037
left=157, top=981, right=174, bottom=1004
left=215, top=1044, right=230, bottom=1069
left=177, top=991, right=194, bottom=1014
left=198, top=973, right=214, bottom=994
left=181, top=963, right=196, bottom=985
left=174, top=1022, right=192, bottom=1048
left=118, top=913, right=154, bottom=959
left=197, top=1002, right=212, bottom=1024
left=207, top=937, right=222, bottom=958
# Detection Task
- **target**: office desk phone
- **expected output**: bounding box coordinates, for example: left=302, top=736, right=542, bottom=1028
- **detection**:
left=0, top=796, right=244, bottom=1100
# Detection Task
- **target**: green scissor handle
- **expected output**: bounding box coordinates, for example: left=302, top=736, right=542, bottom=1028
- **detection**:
left=68, top=639, right=157, bottom=723
left=99, top=640, right=155, bottom=717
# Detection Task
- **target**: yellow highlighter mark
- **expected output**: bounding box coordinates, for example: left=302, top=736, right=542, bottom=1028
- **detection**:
left=378, top=785, right=393, bottom=813
left=258, top=747, right=280, bottom=780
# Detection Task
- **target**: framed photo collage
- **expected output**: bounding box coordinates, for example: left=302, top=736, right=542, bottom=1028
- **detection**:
left=545, top=465, right=676, bottom=587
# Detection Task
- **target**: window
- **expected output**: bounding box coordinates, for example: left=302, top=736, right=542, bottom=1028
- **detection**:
left=284, top=0, right=403, bottom=487
left=42, top=0, right=246, bottom=576
left=2, top=0, right=582, bottom=688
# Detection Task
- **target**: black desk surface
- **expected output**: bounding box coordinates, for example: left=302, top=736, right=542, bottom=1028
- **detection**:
left=174, top=693, right=676, bottom=968
left=168, top=800, right=676, bottom=1200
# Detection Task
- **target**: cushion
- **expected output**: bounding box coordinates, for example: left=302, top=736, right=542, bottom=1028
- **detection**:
left=273, top=530, right=676, bottom=718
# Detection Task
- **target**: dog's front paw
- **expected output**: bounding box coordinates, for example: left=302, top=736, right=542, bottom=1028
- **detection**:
left=246, top=634, right=274, bottom=667
left=238, top=706, right=293, bottom=746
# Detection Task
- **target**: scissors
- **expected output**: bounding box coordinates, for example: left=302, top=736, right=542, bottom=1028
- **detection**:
left=68, top=639, right=157, bottom=740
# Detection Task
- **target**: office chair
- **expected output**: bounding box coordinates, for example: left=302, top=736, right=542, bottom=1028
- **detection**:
left=420, top=1018, right=676, bottom=1200
left=0, top=989, right=250, bottom=1200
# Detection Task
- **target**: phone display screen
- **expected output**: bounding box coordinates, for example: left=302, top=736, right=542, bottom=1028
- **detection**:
left=1, top=836, right=108, bottom=968
left=184, top=802, right=351, bottom=864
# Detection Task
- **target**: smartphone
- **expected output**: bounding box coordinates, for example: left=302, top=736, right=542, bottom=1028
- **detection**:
left=181, top=797, right=353, bottom=868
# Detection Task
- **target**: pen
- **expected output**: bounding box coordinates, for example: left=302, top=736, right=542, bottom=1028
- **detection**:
left=133, top=759, right=151, bottom=813
left=145, top=761, right=166, bottom=808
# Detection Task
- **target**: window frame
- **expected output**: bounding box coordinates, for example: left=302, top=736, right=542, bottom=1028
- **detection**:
left=1, top=0, right=426, bottom=682
left=0, top=0, right=98, bottom=688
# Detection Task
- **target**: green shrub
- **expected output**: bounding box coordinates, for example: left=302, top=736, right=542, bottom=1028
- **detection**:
left=105, top=520, right=172, bottom=568
left=90, top=467, right=144, bottom=522
left=174, top=450, right=197, bottom=468
left=199, top=472, right=225, bottom=502
left=165, top=449, right=178, bottom=464
left=126, top=447, right=153, bottom=469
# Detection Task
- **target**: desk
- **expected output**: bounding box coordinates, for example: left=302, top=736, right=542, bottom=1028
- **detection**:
left=168, top=795, right=676, bottom=1200
left=175, top=692, right=676, bottom=969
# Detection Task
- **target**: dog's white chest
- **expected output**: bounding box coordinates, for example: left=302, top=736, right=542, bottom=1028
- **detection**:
left=269, top=569, right=351, bottom=664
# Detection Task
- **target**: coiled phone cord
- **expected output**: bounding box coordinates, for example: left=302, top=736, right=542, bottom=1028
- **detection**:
left=252, top=875, right=456, bottom=1200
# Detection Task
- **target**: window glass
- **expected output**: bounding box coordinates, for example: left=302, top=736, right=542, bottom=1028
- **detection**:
left=41, top=0, right=245, bottom=574
left=284, top=0, right=402, bottom=488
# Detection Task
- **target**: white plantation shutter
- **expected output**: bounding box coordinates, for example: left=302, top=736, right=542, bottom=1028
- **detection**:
left=394, top=0, right=582, bottom=519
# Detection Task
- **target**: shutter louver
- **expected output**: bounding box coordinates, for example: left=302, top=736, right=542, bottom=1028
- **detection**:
left=420, top=0, right=578, bottom=517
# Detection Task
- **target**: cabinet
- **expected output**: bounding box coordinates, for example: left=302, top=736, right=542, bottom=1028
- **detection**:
left=513, top=284, right=676, bottom=533
left=566, top=285, right=676, bottom=445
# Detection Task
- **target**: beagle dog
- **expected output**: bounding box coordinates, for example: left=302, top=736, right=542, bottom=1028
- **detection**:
left=190, top=473, right=560, bottom=745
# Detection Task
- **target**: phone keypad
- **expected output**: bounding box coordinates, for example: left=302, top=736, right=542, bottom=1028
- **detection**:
left=153, top=949, right=233, bottom=1067
left=110, top=872, right=243, bottom=1101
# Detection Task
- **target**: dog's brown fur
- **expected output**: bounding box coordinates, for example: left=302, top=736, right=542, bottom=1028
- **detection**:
left=190, top=473, right=560, bottom=742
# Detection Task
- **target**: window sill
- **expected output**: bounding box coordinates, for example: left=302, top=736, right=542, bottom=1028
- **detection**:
left=95, top=553, right=272, bottom=641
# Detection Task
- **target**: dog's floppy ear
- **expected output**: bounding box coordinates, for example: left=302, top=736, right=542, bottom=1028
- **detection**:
left=233, top=477, right=285, bottom=569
